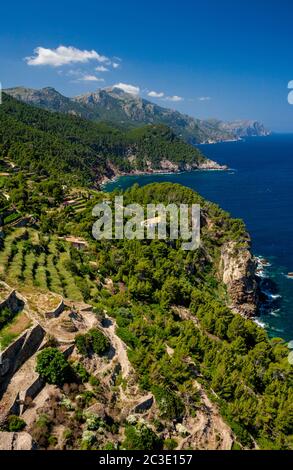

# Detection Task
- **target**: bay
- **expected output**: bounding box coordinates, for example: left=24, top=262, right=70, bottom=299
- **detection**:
left=104, top=134, right=293, bottom=341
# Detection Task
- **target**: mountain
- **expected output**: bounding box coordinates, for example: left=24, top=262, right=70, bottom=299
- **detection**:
left=5, top=86, right=270, bottom=144
left=4, top=86, right=85, bottom=116
left=211, top=118, right=270, bottom=139
left=0, top=92, right=222, bottom=186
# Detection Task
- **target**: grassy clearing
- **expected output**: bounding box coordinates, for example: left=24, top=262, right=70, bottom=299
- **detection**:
left=0, top=310, right=32, bottom=349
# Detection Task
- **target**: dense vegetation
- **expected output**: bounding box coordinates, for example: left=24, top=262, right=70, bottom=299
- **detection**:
left=123, top=424, right=163, bottom=450
left=0, top=93, right=205, bottom=185
left=75, top=329, right=110, bottom=357
left=67, top=183, right=291, bottom=449
left=36, top=348, right=72, bottom=385
left=0, top=92, right=283, bottom=451
left=0, top=154, right=292, bottom=449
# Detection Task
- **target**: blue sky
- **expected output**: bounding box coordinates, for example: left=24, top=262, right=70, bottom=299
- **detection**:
left=1, top=0, right=293, bottom=131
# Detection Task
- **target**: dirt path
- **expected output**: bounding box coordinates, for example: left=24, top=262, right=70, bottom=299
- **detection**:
left=170, top=307, right=233, bottom=450
left=177, top=381, right=233, bottom=450
left=100, top=315, right=131, bottom=379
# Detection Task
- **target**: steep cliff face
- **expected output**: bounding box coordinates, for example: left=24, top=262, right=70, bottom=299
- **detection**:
left=219, top=241, right=259, bottom=318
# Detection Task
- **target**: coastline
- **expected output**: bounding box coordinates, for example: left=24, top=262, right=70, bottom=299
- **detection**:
left=198, top=133, right=271, bottom=146
left=102, top=162, right=287, bottom=338
left=99, top=161, right=229, bottom=189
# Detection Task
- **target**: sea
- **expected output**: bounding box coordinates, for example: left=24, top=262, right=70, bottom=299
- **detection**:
left=104, top=134, right=293, bottom=341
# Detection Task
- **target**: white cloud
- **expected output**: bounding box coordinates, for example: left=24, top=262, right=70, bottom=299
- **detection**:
left=25, top=45, right=110, bottom=67
left=66, top=69, right=82, bottom=76
left=114, top=83, right=140, bottom=95
left=78, top=74, right=105, bottom=82
left=112, top=62, right=120, bottom=69
left=288, top=80, right=293, bottom=89
left=95, top=65, right=109, bottom=72
left=165, top=95, right=183, bottom=102
left=148, top=91, right=165, bottom=98
left=198, top=96, right=211, bottom=101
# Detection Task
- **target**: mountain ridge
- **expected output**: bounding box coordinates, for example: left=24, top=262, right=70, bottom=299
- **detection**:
left=5, top=86, right=271, bottom=144
left=0, top=92, right=224, bottom=187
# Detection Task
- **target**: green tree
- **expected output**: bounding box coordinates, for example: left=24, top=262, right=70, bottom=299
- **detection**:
left=123, top=424, right=163, bottom=450
left=36, top=348, right=71, bottom=385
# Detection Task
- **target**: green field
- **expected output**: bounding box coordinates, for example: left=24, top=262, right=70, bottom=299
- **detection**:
left=0, top=228, right=98, bottom=302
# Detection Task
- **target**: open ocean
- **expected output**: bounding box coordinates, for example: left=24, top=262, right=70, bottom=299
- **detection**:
left=104, top=134, right=293, bottom=341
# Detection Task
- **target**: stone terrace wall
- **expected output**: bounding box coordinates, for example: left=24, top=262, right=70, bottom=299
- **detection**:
left=45, top=298, right=65, bottom=319
left=0, top=323, right=45, bottom=383
left=0, top=288, right=22, bottom=313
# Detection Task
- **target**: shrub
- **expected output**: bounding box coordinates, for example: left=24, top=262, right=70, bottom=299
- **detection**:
left=81, top=430, right=96, bottom=450
left=75, top=329, right=109, bottom=357
left=164, top=438, right=177, bottom=450
left=72, top=361, right=90, bottom=383
left=90, top=328, right=110, bottom=355
left=48, top=435, right=58, bottom=447
left=7, top=415, right=26, bottom=432
left=75, top=334, right=87, bottom=356
left=152, top=385, right=184, bottom=421
left=103, top=442, right=116, bottom=450
left=123, top=424, right=163, bottom=450
left=36, top=347, right=71, bottom=385
left=89, top=375, right=100, bottom=387
left=85, top=413, right=103, bottom=431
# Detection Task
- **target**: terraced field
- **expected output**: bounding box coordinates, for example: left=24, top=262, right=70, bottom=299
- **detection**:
left=0, top=228, right=98, bottom=302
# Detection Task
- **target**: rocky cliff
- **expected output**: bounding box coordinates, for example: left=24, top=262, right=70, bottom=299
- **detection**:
left=219, top=241, right=259, bottom=318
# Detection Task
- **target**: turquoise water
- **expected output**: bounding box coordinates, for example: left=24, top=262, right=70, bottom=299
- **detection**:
left=104, top=134, right=293, bottom=340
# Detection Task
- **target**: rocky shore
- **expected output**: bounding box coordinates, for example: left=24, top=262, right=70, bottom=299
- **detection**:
left=98, top=158, right=228, bottom=187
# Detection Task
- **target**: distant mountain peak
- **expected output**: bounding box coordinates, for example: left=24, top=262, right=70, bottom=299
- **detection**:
left=41, top=86, right=60, bottom=93
left=4, top=86, right=271, bottom=143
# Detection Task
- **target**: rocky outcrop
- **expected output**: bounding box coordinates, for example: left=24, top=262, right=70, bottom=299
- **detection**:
left=219, top=241, right=259, bottom=318
left=98, top=158, right=227, bottom=186
left=0, top=432, right=37, bottom=450
left=196, top=159, right=228, bottom=170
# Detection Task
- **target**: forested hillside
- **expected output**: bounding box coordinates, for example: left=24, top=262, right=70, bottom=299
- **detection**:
left=0, top=93, right=210, bottom=185
left=5, top=86, right=270, bottom=144
left=0, top=144, right=292, bottom=450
